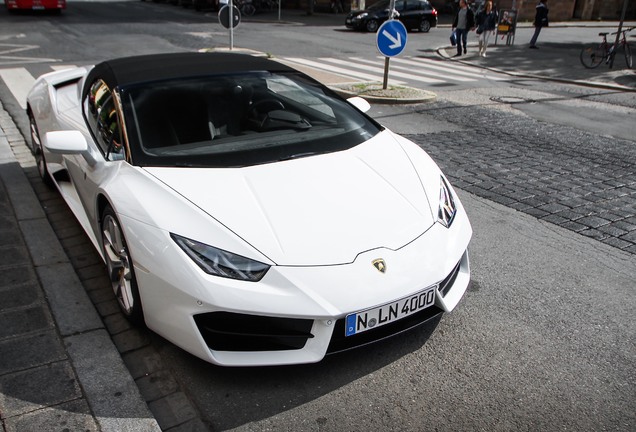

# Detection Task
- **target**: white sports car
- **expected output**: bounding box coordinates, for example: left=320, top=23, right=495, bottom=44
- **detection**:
left=27, top=52, right=472, bottom=366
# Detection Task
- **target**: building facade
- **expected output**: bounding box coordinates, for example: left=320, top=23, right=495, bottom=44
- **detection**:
left=425, top=0, right=634, bottom=21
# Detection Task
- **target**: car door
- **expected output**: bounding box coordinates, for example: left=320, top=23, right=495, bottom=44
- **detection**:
left=399, top=0, right=423, bottom=30
left=64, top=78, right=128, bottom=244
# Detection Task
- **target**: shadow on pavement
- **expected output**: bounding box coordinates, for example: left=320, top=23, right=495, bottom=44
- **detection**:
left=434, top=41, right=636, bottom=89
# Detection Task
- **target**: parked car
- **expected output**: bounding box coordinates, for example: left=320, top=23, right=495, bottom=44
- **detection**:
left=27, top=52, right=471, bottom=366
left=346, top=0, right=438, bottom=33
left=4, top=0, right=65, bottom=12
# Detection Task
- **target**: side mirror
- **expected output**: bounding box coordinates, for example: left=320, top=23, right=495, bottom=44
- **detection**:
left=44, top=130, right=88, bottom=154
left=44, top=130, right=97, bottom=167
left=347, top=96, right=371, bottom=113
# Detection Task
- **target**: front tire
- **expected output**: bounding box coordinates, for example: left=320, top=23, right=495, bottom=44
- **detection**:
left=29, top=113, right=53, bottom=187
left=241, top=3, right=255, bottom=15
left=101, top=205, right=144, bottom=324
left=624, top=43, right=632, bottom=69
left=365, top=19, right=379, bottom=32
left=419, top=19, right=431, bottom=32
left=579, top=44, right=605, bottom=69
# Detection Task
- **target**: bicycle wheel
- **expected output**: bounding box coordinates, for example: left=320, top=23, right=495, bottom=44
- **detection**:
left=580, top=43, right=606, bottom=69
left=242, top=2, right=255, bottom=15
left=624, top=42, right=633, bottom=69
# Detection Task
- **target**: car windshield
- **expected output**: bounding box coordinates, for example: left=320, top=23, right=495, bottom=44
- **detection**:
left=120, top=71, right=382, bottom=168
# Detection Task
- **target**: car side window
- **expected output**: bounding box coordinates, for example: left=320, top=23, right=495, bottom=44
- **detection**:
left=404, top=0, right=420, bottom=11
left=84, top=79, right=125, bottom=161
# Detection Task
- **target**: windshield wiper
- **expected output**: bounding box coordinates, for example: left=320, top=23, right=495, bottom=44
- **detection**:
left=278, top=151, right=319, bottom=161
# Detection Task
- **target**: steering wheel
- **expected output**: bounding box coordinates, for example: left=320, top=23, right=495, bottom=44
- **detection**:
left=249, top=99, right=286, bottom=120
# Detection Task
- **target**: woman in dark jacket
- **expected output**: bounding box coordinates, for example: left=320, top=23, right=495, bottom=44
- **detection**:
left=529, top=0, right=549, bottom=48
left=476, top=0, right=498, bottom=57
left=452, top=0, right=475, bottom=56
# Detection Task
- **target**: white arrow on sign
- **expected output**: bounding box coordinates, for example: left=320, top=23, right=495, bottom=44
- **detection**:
left=382, top=29, right=402, bottom=49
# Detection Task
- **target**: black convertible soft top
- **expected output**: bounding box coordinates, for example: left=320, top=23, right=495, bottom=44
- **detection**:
left=82, top=52, right=295, bottom=101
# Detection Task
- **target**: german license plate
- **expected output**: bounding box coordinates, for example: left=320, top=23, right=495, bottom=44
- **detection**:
left=345, top=287, right=436, bottom=337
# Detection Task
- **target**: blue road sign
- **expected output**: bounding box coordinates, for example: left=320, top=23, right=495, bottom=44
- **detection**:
left=376, top=20, right=408, bottom=57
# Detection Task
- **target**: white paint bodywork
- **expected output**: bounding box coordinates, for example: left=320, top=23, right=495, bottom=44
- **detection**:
left=27, top=65, right=473, bottom=366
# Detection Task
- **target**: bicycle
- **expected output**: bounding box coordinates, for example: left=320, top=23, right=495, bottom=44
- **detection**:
left=579, top=27, right=633, bottom=69
left=235, top=0, right=255, bottom=16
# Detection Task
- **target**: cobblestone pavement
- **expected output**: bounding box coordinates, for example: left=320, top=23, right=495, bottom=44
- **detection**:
left=406, top=100, right=636, bottom=254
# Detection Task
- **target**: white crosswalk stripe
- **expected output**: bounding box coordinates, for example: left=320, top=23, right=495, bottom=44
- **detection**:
left=283, top=57, right=403, bottom=84
left=0, top=67, right=36, bottom=110
left=318, top=57, right=445, bottom=84
left=389, top=56, right=509, bottom=81
left=50, top=65, right=78, bottom=71
left=0, top=65, right=78, bottom=110
left=282, top=55, right=509, bottom=87
left=352, top=57, right=476, bottom=82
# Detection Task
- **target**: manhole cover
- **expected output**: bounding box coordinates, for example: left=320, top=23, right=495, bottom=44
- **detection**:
left=490, top=96, right=536, bottom=104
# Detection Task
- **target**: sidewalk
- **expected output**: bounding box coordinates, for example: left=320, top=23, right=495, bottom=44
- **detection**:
left=438, top=22, right=636, bottom=91
left=0, top=102, right=160, bottom=431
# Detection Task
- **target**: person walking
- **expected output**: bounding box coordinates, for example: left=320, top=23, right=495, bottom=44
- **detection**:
left=476, top=1, right=498, bottom=57
left=529, top=0, right=549, bottom=49
left=452, top=0, right=475, bottom=57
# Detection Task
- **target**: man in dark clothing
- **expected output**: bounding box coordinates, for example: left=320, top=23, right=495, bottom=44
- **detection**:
left=529, top=0, right=549, bottom=48
left=452, top=0, right=475, bottom=56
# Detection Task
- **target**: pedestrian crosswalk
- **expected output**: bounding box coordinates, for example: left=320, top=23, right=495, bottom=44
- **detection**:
left=0, top=56, right=508, bottom=110
left=0, top=64, right=81, bottom=110
left=0, top=68, right=35, bottom=109
left=281, top=55, right=508, bottom=86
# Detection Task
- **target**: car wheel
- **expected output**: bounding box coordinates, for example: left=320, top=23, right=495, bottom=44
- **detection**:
left=419, top=19, right=431, bottom=32
left=101, top=205, right=144, bottom=324
left=242, top=3, right=256, bottom=16
left=29, top=113, right=53, bottom=187
left=366, top=19, right=379, bottom=32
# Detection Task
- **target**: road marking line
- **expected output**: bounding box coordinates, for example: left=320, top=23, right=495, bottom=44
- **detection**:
left=51, top=65, right=78, bottom=71
left=0, top=67, right=35, bottom=110
left=321, top=57, right=445, bottom=84
left=392, top=56, right=508, bottom=81
left=0, top=43, right=59, bottom=66
left=351, top=57, right=476, bottom=82
left=282, top=57, right=402, bottom=84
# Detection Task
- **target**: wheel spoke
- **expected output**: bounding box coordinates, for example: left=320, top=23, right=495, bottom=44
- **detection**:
left=102, top=215, right=135, bottom=315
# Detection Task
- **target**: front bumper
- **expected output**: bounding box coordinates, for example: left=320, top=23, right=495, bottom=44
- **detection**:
left=126, top=205, right=471, bottom=366
left=345, top=17, right=366, bottom=30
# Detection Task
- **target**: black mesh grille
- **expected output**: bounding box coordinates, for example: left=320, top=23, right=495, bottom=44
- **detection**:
left=194, top=312, right=314, bottom=352
left=439, top=260, right=461, bottom=298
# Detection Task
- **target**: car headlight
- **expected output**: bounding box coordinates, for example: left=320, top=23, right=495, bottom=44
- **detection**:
left=355, top=13, right=368, bottom=20
left=438, top=176, right=457, bottom=228
left=171, top=234, right=270, bottom=282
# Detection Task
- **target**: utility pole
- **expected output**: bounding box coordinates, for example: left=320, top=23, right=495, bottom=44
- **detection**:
left=608, top=0, right=629, bottom=69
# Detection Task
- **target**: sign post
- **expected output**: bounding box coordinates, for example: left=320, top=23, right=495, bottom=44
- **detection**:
left=376, top=19, right=408, bottom=89
left=218, top=2, right=241, bottom=50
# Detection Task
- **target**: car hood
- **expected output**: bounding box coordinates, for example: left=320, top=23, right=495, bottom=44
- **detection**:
left=144, top=132, right=436, bottom=266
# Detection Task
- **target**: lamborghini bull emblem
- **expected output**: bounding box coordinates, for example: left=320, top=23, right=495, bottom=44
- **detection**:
left=372, top=258, right=387, bottom=274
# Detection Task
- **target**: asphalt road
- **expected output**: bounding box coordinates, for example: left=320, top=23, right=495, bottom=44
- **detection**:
left=1, top=3, right=635, bottom=431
